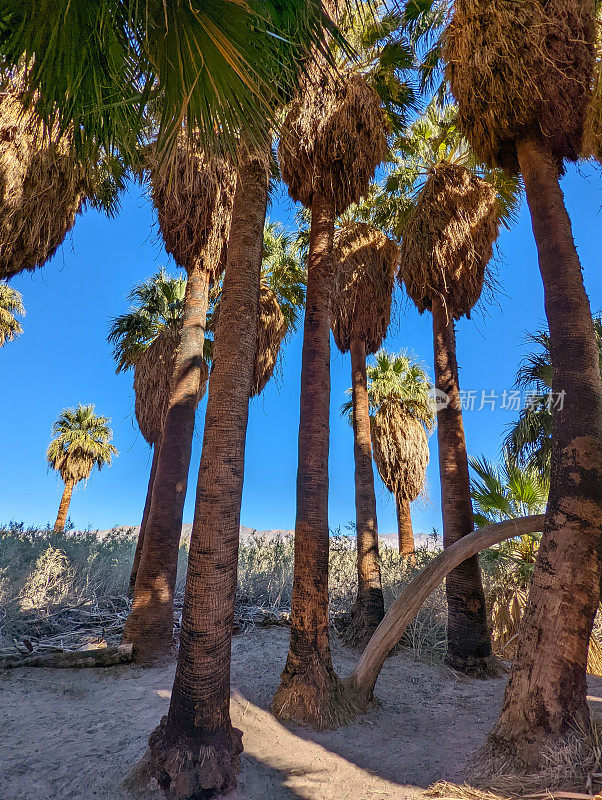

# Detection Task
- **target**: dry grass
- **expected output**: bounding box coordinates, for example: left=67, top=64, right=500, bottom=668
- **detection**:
left=331, top=223, right=398, bottom=355
left=0, top=85, right=87, bottom=279
left=444, top=0, right=595, bottom=172
left=279, top=73, right=387, bottom=214
left=398, top=162, right=499, bottom=320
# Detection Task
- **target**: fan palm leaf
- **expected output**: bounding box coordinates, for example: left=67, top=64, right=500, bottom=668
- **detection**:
left=0, top=280, right=24, bottom=346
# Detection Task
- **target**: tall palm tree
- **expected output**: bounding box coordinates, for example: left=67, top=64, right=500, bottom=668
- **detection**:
left=361, top=350, right=434, bottom=557
left=272, top=1, right=413, bottom=727
left=46, top=404, right=117, bottom=532
left=145, top=137, right=271, bottom=798
left=108, top=269, right=208, bottom=594
left=0, top=281, right=24, bottom=346
left=331, top=221, right=397, bottom=646
left=443, top=1, right=602, bottom=766
left=505, top=319, right=602, bottom=482
left=122, top=142, right=236, bottom=659
left=379, top=104, right=519, bottom=675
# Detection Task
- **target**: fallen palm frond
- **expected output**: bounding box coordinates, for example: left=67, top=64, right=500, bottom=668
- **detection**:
left=331, top=222, right=398, bottom=355
left=279, top=73, right=387, bottom=214
left=444, top=0, right=595, bottom=172
left=399, top=162, right=499, bottom=319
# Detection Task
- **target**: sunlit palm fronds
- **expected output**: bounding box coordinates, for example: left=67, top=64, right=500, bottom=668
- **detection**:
left=47, top=404, right=117, bottom=486
left=0, top=281, right=24, bottom=346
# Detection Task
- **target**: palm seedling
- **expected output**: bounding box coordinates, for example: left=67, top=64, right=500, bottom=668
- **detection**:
left=442, top=0, right=602, bottom=764
left=47, top=404, right=117, bottom=532
left=0, top=281, right=24, bottom=346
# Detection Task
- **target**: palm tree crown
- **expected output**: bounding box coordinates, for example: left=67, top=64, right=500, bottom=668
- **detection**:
left=505, top=318, right=602, bottom=480
left=261, top=221, right=306, bottom=334
left=47, top=404, right=117, bottom=486
left=107, top=269, right=187, bottom=373
left=0, top=281, right=25, bottom=346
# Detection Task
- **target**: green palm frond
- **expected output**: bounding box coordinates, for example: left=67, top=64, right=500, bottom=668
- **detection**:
left=470, top=450, right=548, bottom=527
left=261, top=220, right=306, bottom=334
left=0, top=0, right=337, bottom=163
left=371, top=102, right=522, bottom=242
left=47, top=403, right=117, bottom=485
left=341, top=348, right=435, bottom=429
left=107, top=268, right=186, bottom=373
left=0, top=280, right=25, bottom=346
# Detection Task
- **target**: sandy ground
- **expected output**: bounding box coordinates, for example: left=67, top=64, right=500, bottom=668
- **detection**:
left=1, top=626, right=588, bottom=800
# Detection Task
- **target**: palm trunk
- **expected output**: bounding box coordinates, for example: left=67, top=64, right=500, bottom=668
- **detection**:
left=54, top=479, right=74, bottom=532
left=395, top=496, right=415, bottom=558
left=344, top=337, right=384, bottom=646
left=145, top=151, right=268, bottom=799
left=129, top=443, right=160, bottom=596
left=432, top=296, right=492, bottom=674
left=122, top=260, right=209, bottom=659
left=481, top=138, right=602, bottom=768
left=272, top=191, right=354, bottom=729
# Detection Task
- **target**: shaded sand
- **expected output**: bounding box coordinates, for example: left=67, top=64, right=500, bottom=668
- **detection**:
left=2, top=627, right=509, bottom=800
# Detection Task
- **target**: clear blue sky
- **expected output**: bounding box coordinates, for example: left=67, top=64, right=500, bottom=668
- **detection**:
left=1, top=163, right=601, bottom=536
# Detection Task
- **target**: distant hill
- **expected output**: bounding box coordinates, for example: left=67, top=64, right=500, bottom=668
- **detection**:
left=91, top=524, right=441, bottom=550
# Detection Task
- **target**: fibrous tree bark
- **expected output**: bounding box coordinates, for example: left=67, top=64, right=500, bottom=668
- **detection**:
left=144, top=151, right=268, bottom=799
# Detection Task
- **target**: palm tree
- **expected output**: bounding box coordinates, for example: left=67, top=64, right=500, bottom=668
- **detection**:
left=272, top=1, right=414, bottom=727
left=107, top=269, right=208, bottom=594
left=330, top=222, right=398, bottom=646
left=443, top=1, right=602, bottom=766
left=0, top=281, right=24, bottom=346
left=145, top=138, right=271, bottom=798
left=0, top=1, right=333, bottom=163
left=381, top=104, right=519, bottom=675
left=47, top=404, right=117, bottom=532
left=121, top=142, right=235, bottom=659
left=362, top=350, right=434, bottom=557
left=505, top=319, right=602, bottom=482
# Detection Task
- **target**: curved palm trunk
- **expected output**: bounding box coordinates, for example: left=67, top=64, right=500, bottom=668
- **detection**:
left=432, top=296, right=492, bottom=674
left=54, top=479, right=75, bottom=532
left=122, top=262, right=210, bottom=659
left=395, top=496, right=414, bottom=558
left=129, top=444, right=161, bottom=596
left=272, top=191, right=354, bottom=729
left=345, top=337, right=384, bottom=646
left=482, top=139, right=602, bottom=768
left=145, top=153, right=268, bottom=799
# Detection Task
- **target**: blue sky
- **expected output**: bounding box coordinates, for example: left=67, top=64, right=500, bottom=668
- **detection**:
left=1, top=162, right=601, bottom=537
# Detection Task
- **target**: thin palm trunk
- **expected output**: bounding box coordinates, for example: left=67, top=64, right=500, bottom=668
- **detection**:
left=122, top=261, right=210, bottom=659
left=395, top=496, right=415, bottom=558
left=485, top=138, right=602, bottom=764
left=145, top=153, right=267, bottom=798
left=272, top=191, right=354, bottom=728
left=345, top=337, right=384, bottom=645
left=54, top=479, right=75, bottom=532
left=432, top=296, right=492, bottom=674
left=129, top=443, right=161, bottom=596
